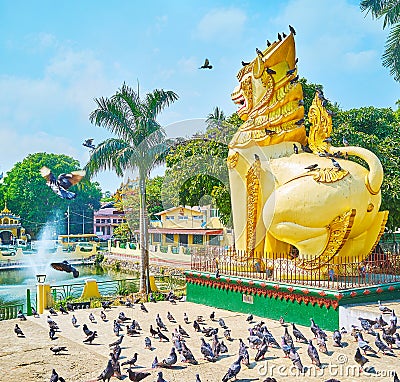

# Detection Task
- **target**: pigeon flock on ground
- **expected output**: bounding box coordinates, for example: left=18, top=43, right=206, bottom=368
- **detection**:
left=11, top=296, right=400, bottom=382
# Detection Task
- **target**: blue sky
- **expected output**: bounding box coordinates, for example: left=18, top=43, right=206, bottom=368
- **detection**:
left=0, top=0, right=398, bottom=192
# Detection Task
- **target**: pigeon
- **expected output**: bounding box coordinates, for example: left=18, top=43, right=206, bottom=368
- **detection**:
left=97, top=359, right=113, bottom=382
left=199, top=58, right=212, bottom=69
left=379, top=301, right=392, bottom=313
left=307, top=340, right=321, bottom=367
left=31, top=306, right=39, bottom=318
left=50, top=346, right=67, bottom=355
left=50, top=369, right=66, bottom=382
left=290, top=75, right=299, bottom=84
left=156, top=314, right=167, bottom=330
left=289, top=24, right=296, bottom=35
left=289, top=347, right=304, bottom=372
left=167, top=311, right=175, bottom=322
left=239, top=339, right=250, bottom=366
left=218, top=318, right=227, bottom=328
left=333, top=329, right=343, bottom=347
left=14, top=324, right=24, bottom=337
left=17, top=310, right=27, bottom=320
left=317, top=334, right=328, bottom=354
left=127, top=370, right=151, bottom=382
left=295, top=118, right=305, bottom=125
left=292, top=323, right=307, bottom=342
left=375, top=333, right=394, bottom=354
left=83, top=330, right=97, bottom=344
left=384, top=321, right=397, bottom=336
left=342, top=137, right=349, bottom=146
left=100, top=311, right=107, bottom=321
left=256, top=48, right=264, bottom=57
left=293, top=144, right=299, bottom=155
left=127, top=326, right=140, bottom=336
left=184, top=312, right=190, bottom=324
left=156, top=371, right=168, bottom=382
left=140, top=303, right=148, bottom=313
left=49, top=307, right=58, bottom=316
left=59, top=305, right=68, bottom=315
left=150, top=325, right=158, bottom=337
left=178, top=325, right=189, bottom=337
left=331, top=158, right=342, bottom=171
left=281, top=336, right=292, bottom=357
left=354, top=348, right=369, bottom=369
left=241, top=61, right=250, bottom=66
left=201, top=338, right=216, bottom=362
left=49, top=327, right=56, bottom=340
left=222, top=355, right=243, bottom=382
left=266, top=67, right=276, bottom=75
left=195, top=374, right=202, bottom=382
left=158, top=347, right=177, bottom=367
left=51, top=260, right=79, bottom=278
left=193, top=320, right=201, bottom=332
left=224, top=329, right=232, bottom=341
left=83, top=138, right=95, bottom=149
left=149, top=293, right=156, bottom=303
left=220, top=340, right=228, bottom=353
left=151, top=356, right=158, bottom=368
left=389, top=310, right=397, bottom=326
left=101, top=301, right=112, bottom=310
left=246, top=314, right=253, bottom=323
left=284, top=327, right=293, bottom=346
left=383, top=332, right=396, bottom=348
left=279, top=316, right=285, bottom=326
left=109, top=335, right=124, bottom=347
left=157, top=328, right=170, bottom=342
left=255, top=337, right=268, bottom=361
left=144, top=336, right=152, bottom=350
left=40, top=166, right=85, bottom=200
left=181, top=342, right=198, bottom=364
left=89, top=313, right=96, bottom=323
left=394, top=372, right=400, bottom=382
left=83, top=324, right=93, bottom=337
left=66, top=302, right=75, bottom=311
left=210, top=312, right=215, bottom=321
left=122, top=353, right=138, bottom=367
left=305, top=163, right=318, bottom=171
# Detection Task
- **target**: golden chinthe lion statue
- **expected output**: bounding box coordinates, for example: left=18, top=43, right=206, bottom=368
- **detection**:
left=227, top=27, right=388, bottom=272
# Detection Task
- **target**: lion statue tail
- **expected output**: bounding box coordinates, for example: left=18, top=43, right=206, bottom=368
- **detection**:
left=330, top=146, right=383, bottom=195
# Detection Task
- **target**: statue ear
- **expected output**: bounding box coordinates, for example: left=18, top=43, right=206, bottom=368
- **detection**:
left=253, top=55, right=265, bottom=79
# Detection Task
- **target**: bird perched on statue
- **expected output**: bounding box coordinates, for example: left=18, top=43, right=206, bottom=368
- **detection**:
left=199, top=58, right=212, bottom=69
left=331, top=158, right=342, bottom=171
left=40, top=166, right=85, bottom=200
left=83, top=138, right=95, bottom=150
left=51, top=260, right=79, bottom=278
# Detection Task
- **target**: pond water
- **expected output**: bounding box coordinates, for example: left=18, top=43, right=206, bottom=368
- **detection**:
left=0, top=264, right=137, bottom=307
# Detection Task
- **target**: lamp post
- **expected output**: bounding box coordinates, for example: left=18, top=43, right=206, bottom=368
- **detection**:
left=36, top=274, right=47, bottom=314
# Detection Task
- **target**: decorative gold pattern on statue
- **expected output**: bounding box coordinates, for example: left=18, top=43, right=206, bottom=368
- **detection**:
left=308, top=168, right=349, bottom=183
left=367, top=203, right=374, bottom=212
left=226, top=152, right=239, bottom=169
left=365, top=174, right=380, bottom=195
left=308, top=92, right=332, bottom=154
left=367, top=211, right=388, bottom=255
left=229, top=33, right=305, bottom=149
left=295, top=209, right=356, bottom=271
left=246, top=158, right=261, bottom=257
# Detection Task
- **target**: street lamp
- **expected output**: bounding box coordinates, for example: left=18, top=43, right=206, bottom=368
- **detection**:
left=36, top=274, right=46, bottom=283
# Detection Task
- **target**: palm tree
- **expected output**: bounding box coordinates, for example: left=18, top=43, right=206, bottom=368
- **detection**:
left=206, top=106, right=226, bottom=130
left=361, top=0, right=400, bottom=81
left=86, top=83, right=178, bottom=293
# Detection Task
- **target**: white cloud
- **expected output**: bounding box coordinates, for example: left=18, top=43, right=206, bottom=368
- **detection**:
left=195, top=8, right=247, bottom=42
left=344, top=50, right=377, bottom=69
left=178, top=56, right=198, bottom=73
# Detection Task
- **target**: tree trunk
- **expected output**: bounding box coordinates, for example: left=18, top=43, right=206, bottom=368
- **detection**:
left=139, top=174, right=150, bottom=293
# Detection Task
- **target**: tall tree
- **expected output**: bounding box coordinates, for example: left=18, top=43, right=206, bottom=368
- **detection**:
left=0, top=153, right=101, bottom=238
left=86, top=83, right=178, bottom=293
left=361, top=0, right=400, bottom=81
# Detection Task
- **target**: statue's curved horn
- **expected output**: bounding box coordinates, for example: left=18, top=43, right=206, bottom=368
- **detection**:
left=253, top=55, right=265, bottom=79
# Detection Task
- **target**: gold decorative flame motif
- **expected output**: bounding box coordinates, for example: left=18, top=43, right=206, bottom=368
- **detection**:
left=226, top=152, right=239, bottom=169
left=308, top=168, right=349, bottom=183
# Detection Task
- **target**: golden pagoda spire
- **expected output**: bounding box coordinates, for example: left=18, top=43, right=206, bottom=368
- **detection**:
left=1, top=202, right=10, bottom=214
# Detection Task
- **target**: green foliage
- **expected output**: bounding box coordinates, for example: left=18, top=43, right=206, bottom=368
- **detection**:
left=117, top=280, right=139, bottom=295
left=113, top=222, right=133, bottom=241
left=149, top=291, right=165, bottom=302
left=361, top=0, right=400, bottom=81
left=0, top=153, right=102, bottom=238
left=95, top=252, right=105, bottom=265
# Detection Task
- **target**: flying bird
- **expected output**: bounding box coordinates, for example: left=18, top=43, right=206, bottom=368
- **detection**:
left=40, top=166, right=85, bottom=200
left=51, top=260, right=79, bottom=278
left=83, top=138, right=95, bottom=149
left=199, top=58, right=212, bottom=69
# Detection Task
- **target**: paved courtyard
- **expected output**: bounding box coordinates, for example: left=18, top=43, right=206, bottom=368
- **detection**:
left=1, top=300, right=399, bottom=382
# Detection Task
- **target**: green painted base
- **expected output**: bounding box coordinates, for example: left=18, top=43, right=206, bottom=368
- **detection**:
left=185, top=271, right=400, bottom=331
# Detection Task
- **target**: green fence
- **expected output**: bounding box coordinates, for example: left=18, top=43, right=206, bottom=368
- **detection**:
left=0, top=303, right=24, bottom=320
